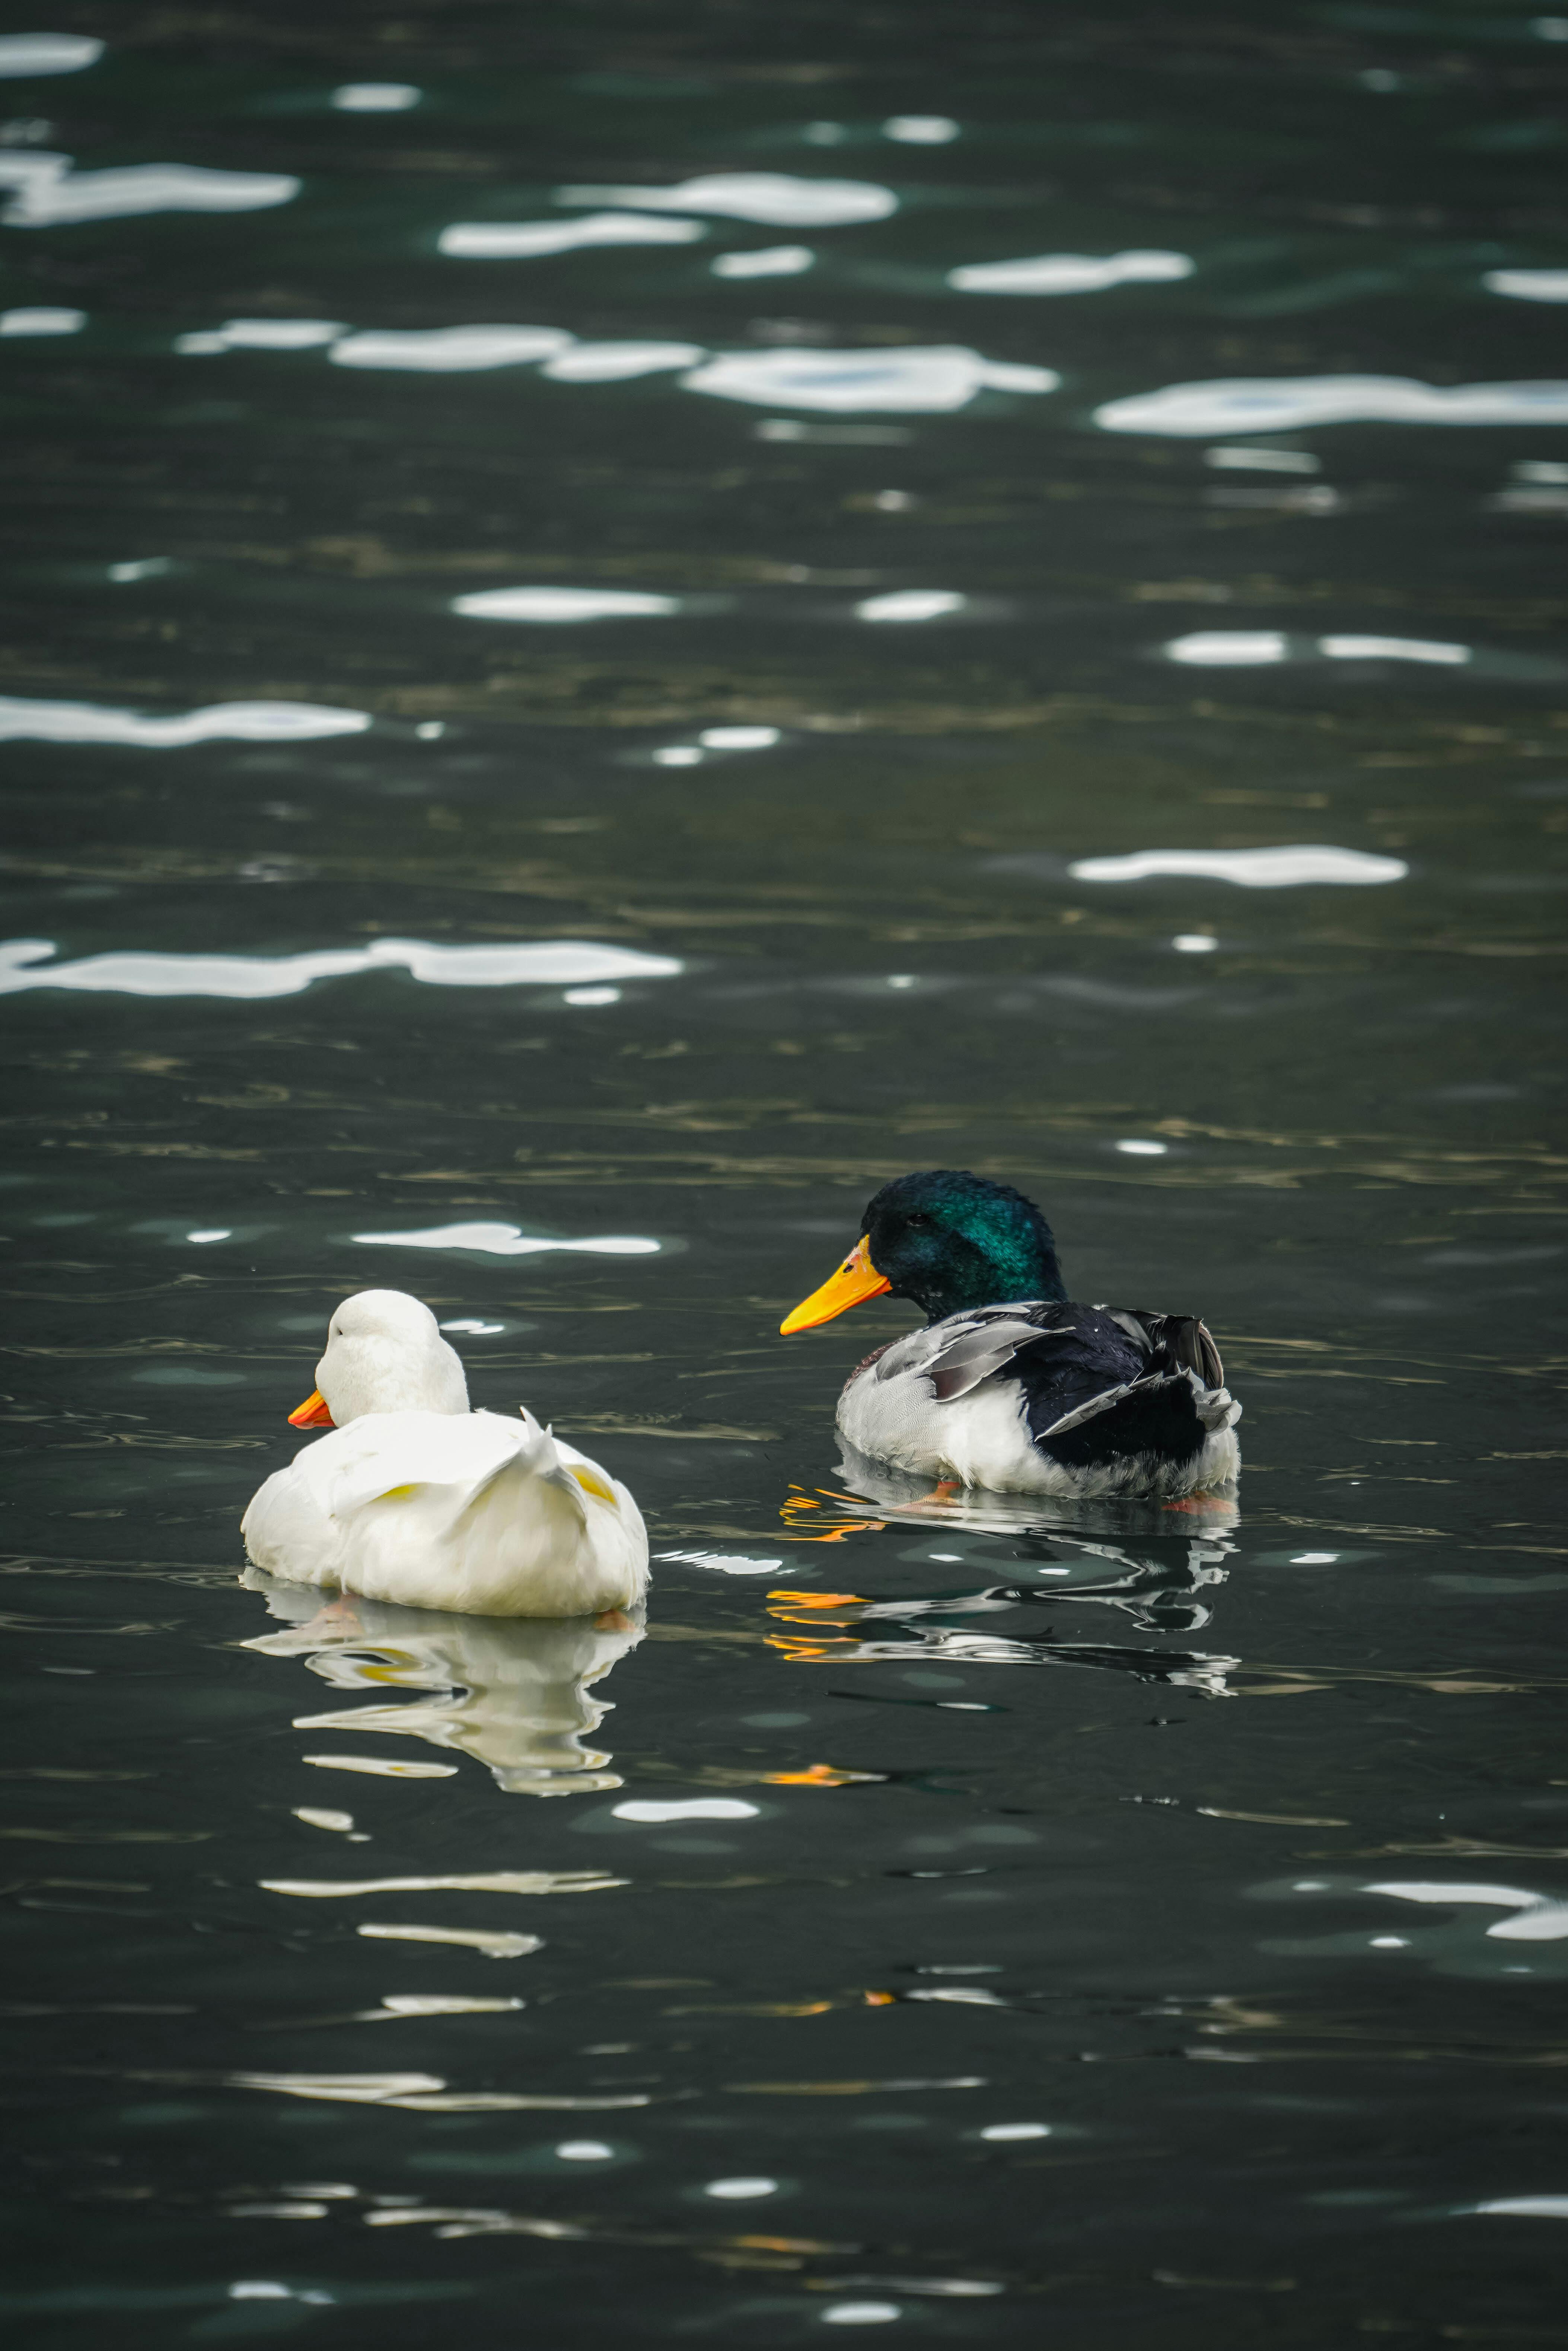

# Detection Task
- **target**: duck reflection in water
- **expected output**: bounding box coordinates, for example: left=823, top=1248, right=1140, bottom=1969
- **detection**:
left=241, top=1569, right=644, bottom=1796
left=771, top=1443, right=1240, bottom=1697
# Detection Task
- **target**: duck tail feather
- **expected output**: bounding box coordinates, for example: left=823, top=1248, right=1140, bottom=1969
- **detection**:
left=1110, top=1309, right=1225, bottom=1388
left=1034, top=1367, right=1236, bottom=1470
left=458, top=1423, right=590, bottom=1530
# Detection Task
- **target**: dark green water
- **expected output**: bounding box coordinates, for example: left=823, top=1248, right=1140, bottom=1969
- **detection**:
left=3, top=5, right=1567, bottom=2343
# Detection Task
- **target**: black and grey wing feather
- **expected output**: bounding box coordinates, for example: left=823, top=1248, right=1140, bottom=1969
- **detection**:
left=901, top=1298, right=1237, bottom=1475
left=874, top=1301, right=1080, bottom=1404
left=1025, top=1304, right=1237, bottom=1472
left=923, top=1306, right=1079, bottom=1402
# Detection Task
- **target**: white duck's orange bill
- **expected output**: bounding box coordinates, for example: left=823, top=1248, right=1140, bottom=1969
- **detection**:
left=780, top=1237, right=891, bottom=1335
left=287, top=1388, right=335, bottom=1428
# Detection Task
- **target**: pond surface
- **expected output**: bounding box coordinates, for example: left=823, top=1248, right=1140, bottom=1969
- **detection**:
left=2, top=4, right=1566, bottom=2344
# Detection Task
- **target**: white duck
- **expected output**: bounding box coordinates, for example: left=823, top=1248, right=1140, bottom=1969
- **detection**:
left=241, top=1289, right=649, bottom=1618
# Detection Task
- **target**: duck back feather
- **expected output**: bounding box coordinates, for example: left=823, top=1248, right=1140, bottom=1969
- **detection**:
left=242, top=1407, right=648, bottom=1618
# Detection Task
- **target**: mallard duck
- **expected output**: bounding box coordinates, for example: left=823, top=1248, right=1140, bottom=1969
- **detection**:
left=241, top=1289, right=648, bottom=1616
left=780, top=1170, right=1240, bottom=1500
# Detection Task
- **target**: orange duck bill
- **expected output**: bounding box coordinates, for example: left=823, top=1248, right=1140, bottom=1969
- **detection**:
left=780, top=1237, right=891, bottom=1335
left=287, top=1388, right=335, bottom=1428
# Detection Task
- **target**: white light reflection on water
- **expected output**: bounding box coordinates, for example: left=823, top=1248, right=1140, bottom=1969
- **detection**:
left=3, top=160, right=300, bottom=227
left=713, top=245, right=813, bottom=278
left=612, top=1798, right=758, bottom=1822
left=1097, top=375, right=1568, bottom=436
left=453, top=585, right=680, bottom=621
left=950, top=249, right=1191, bottom=294
left=683, top=346, right=1057, bottom=412
left=330, top=325, right=571, bottom=371
left=0, top=937, right=681, bottom=999
left=231, top=2282, right=332, bottom=2304
left=234, top=2064, right=648, bottom=2109
left=855, top=589, right=966, bottom=621
left=1485, top=270, right=1568, bottom=303
left=1492, top=461, right=1568, bottom=514
left=439, top=212, right=704, bottom=258
left=148, top=315, right=1068, bottom=420
left=541, top=341, right=704, bottom=381
left=0, top=694, right=368, bottom=745
left=364, top=1997, right=521, bottom=2019
left=331, top=83, right=420, bottom=111
left=353, top=1223, right=661, bottom=1257
left=1070, top=847, right=1409, bottom=887
left=884, top=115, right=959, bottom=142
left=0, top=33, right=103, bottom=74
left=0, top=304, right=83, bottom=333
left=1205, top=445, right=1320, bottom=473
left=1163, top=631, right=1286, bottom=665
left=555, top=172, right=897, bottom=225
left=1319, top=634, right=1470, bottom=664
left=656, top=1549, right=785, bottom=1575
left=1163, top=631, right=1472, bottom=667
left=262, top=1869, right=596, bottom=1898
left=1366, top=1882, right=1568, bottom=1940
left=0, top=151, right=68, bottom=206
left=176, top=318, right=344, bottom=354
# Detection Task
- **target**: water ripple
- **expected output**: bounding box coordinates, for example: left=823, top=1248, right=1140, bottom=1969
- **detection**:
left=1097, top=375, right=1568, bottom=435
left=329, top=325, right=572, bottom=371
left=1067, top=847, right=1410, bottom=887
left=439, top=213, right=705, bottom=258
left=3, top=160, right=300, bottom=228
left=0, top=33, right=103, bottom=75
left=0, top=937, right=681, bottom=999
left=950, top=249, right=1192, bottom=295
left=0, top=695, right=368, bottom=746
left=682, top=346, right=1057, bottom=412
left=555, top=173, right=897, bottom=226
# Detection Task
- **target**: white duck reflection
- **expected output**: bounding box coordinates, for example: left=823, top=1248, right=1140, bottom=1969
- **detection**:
left=241, top=1570, right=644, bottom=1796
